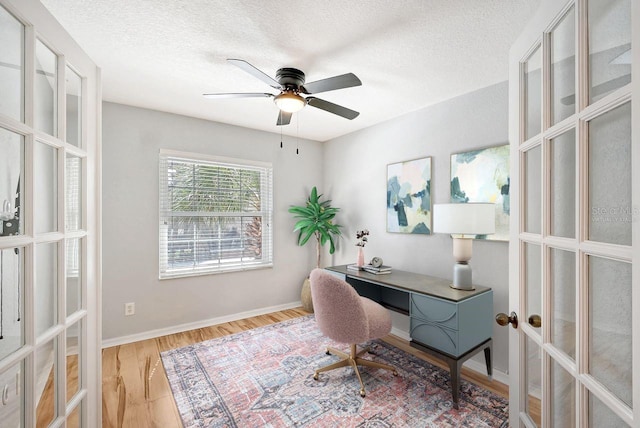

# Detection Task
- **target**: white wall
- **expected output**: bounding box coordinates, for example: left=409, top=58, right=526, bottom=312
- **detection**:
left=323, top=82, right=511, bottom=373
left=102, top=102, right=324, bottom=341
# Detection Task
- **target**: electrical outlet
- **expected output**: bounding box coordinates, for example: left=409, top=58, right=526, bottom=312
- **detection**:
left=125, top=302, right=135, bottom=316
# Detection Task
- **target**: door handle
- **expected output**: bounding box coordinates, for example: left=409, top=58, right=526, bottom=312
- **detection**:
left=495, top=311, right=518, bottom=329
left=528, top=314, right=541, bottom=328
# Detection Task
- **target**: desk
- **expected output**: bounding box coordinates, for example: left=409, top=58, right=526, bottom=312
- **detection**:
left=325, top=265, right=493, bottom=409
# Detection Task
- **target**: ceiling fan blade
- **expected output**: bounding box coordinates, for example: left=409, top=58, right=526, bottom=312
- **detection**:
left=301, top=73, right=362, bottom=95
left=227, top=59, right=282, bottom=90
left=276, top=111, right=292, bottom=126
left=203, top=92, right=273, bottom=99
left=306, top=97, right=360, bottom=120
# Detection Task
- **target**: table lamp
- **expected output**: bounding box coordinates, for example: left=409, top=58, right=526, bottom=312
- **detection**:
left=433, top=203, right=495, bottom=290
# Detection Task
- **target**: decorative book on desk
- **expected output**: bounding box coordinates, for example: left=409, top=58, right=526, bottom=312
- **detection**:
left=363, top=265, right=392, bottom=274
left=346, top=264, right=365, bottom=271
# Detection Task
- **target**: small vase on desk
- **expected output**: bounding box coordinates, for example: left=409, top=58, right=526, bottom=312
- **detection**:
left=357, top=247, right=365, bottom=267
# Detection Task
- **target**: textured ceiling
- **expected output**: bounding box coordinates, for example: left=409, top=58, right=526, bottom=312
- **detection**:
left=41, top=0, right=540, bottom=142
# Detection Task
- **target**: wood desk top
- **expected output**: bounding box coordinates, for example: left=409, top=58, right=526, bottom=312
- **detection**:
left=326, top=265, right=491, bottom=303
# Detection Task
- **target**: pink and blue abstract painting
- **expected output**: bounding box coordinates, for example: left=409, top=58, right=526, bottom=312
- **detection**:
left=387, top=157, right=432, bottom=234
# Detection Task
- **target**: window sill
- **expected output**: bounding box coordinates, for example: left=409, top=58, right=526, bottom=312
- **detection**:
left=159, top=263, right=273, bottom=280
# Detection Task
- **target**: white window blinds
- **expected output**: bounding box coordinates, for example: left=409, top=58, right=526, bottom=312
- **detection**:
left=159, top=150, right=273, bottom=279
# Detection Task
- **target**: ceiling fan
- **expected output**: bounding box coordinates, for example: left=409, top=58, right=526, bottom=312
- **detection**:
left=203, top=59, right=362, bottom=126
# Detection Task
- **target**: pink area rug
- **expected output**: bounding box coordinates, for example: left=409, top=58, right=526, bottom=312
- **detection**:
left=161, top=316, right=508, bottom=427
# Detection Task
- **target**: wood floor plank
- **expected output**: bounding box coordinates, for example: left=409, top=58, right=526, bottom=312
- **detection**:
left=146, top=396, right=183, bottom=428
left=134, top=339, right=171, bottom=402
left=102, top=307, right=513, bottom=426
left=101, top=376, right=120, bottom=428
left=115, top=343, right=147, bottom=407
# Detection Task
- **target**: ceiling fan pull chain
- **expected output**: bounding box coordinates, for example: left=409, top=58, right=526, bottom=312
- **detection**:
left=296, top=114, right=300, bottom=155
left=280, top=111, right=283, bottom=148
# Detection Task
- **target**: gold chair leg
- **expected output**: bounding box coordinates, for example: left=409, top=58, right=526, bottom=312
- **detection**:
left=325, top=347, right=348, bottom=359
left=348, top=358, right=367, bottom=397
left=313, top=358, right=350, bottom=379
left=355, top=357, right=398, bottom=375
left=313, top=343, right=398, bottom=397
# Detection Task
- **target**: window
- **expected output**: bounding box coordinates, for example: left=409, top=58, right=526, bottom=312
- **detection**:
left=159, top=150, right=273, bottom=278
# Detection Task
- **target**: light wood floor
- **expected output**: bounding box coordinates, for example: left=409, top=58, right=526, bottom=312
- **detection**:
left=101, top=307, right=510, bottom=427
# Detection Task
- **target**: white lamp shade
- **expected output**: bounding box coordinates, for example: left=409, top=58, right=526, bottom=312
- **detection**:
left=433, top=203, right=495, bottom=235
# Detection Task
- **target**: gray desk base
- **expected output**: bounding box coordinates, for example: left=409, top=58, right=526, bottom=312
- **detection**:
left=410, top=338, right=493, bottom=409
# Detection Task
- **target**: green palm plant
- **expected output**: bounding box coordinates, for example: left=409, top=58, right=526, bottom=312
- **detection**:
left=288, top=187, right=342, bottom=268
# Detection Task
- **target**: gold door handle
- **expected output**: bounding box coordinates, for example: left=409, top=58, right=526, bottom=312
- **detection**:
left=528, top=314, right=541, bottom=328
left=496, top=311, right=518, bottom=329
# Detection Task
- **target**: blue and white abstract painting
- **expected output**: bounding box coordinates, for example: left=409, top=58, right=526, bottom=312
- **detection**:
left=387, top=157, right=432, bottom=234
left=451, top=144, right=510, bottom=241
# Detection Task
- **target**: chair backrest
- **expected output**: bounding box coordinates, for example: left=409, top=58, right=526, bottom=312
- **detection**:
left=309, top=268, right=369, bottom=344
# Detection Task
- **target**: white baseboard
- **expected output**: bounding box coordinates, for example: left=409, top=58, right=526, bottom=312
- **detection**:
left=101, top=301, right=304, bottom=348
left=390, top=327, right=411, bottom=341
left=464, top=359, right=509, bottom=386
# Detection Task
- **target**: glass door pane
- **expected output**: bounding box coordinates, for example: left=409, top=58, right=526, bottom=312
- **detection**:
left=588, top=0, right=631, bottom=104
left=36, top=242, right=57, bottom=336
left=35, top=338, right=57, bottom=426
left=525, top=46, right=542, bottom=140
left=0, top=361, right=24, bottom=426
left=66, top=238, right=81, bottom=316
left=550, top=129, right=576, bottom=238
left=551, top=360, right=576, bottom=426
left=0, top=5, right=24, bottom=122
left=525, top=145, right=542, bottom=234
left=589, top=391, right=629, bottom=427
left=66, top=321, right=81, bottom=403
left=588, top=255, right=632, bottom=407
left=65, top=154, right=82, bottom=232
left=35, top=39, right=57, bottom=136
left=0, top=127, right=23, bottom=236
left=35, top=142, right=58, bottom=234
left=525, top=242, right=542, bottom=334
left=68, top=405, right=80, bottom=428
left=588, top=102, right=631, bottom=245
left=65, top=66, right=81, bottom=147
left=526, top=336, right=542, bottom=426
left=551, top=6, right=575, bottom=124
left=550, top=248, right=576, bottom=359
left=0, top=247, right=24, bottom=360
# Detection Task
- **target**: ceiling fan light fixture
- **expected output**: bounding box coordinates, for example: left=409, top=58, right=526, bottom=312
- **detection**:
left=274, top=92, right=305, bottom=113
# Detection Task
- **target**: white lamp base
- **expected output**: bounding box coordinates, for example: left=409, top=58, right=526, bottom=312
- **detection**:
left=452, top=262, right=475, bottom=290
left=452, top=237, right=473, bottom=262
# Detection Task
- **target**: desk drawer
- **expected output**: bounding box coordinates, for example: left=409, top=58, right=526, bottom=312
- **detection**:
left=410, top=319, right=459, bottom=356
left=410, top=294, right=458, bottom=330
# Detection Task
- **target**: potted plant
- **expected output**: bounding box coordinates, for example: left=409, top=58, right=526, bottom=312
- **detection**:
left=289, top=187, right=342, bottom=311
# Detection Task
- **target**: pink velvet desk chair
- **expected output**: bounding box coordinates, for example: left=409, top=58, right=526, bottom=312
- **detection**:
left=309, top=268, right=398, bottom=397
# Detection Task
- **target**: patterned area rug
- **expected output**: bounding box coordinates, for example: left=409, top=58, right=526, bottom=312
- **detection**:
left=161, top=316, right=508, bottom=427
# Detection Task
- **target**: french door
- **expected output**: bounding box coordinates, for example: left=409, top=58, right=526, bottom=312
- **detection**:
left=506, top=0, right=638, bottom=426
left=0, top=0, right=100, bottom=426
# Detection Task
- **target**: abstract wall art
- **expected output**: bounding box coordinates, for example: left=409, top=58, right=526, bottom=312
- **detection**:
left=450, top=144, right=510, bottom=241
left=387, top=157, right=432, bottom=234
